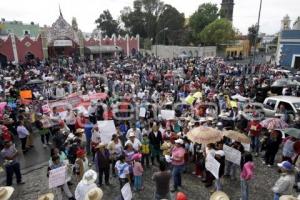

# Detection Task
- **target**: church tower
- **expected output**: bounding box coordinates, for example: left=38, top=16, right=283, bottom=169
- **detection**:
left=220, top=0, right=234, bottom=21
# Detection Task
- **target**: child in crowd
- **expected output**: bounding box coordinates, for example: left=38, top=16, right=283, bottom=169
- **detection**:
left=141, top=134, right=150, bottom=167
left=132, top=153, right=144, bottom=191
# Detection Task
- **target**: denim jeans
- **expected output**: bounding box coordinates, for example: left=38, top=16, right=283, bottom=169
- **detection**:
left=134, top=175, right=142, bottom=190
left=240, top=179, right=249, bottom=200
left=172, top=165, right=184, bottom=189
left=225, top=161, right=237, bottom=179
left=215, top=179, right=222, bottom=191
left=273, top=193, right=280, bottom=200
left=251, top=136, right=260, bottom=153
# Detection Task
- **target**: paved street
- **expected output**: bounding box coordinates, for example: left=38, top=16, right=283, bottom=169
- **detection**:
left=5, top=141, right=299, bottom=200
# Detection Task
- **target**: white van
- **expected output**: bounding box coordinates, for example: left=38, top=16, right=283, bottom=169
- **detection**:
left=263, top=96, right=300, bottom=119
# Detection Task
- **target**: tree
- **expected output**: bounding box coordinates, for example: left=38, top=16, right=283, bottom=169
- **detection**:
left=189, top=3, right=219, bottom=43
left=71, top=17, right=78, bottom=31
left=247, top=24, right=262, bottom=52
left=95, top=10, right=119, bottom=36
left=156, top=4, right=185, bottom=45
left=199, top=18, right=235, bottom=45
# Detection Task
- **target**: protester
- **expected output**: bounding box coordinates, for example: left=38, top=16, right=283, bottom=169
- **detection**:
left=107, top=134, right=123, bottom=176
left=171, top=138, right=186, bottom=192
left=152, top=161, right=171, bottom=200
left=240, top=153, right=254, bottom=200
left=94, top=143, right=110, bottom=186
left=132, top=153, right=144, bottom=191
left=75, top=170, right=98, bottom=200
left=1, top=141, right=24, bottom=186
left=272, top=161, right=295, bottom=200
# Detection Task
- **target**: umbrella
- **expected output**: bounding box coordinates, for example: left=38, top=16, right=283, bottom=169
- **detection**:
left=26, top=79, right=45, bottom=85
left=260, top=118, right=288, bottom=130
left=187, top=126, right=222, bottom=144
left=89, top=93, right=108, bottom=101
left=281, top=128, right=300, bottom=139
left=223, top=130, right=250, bottom=144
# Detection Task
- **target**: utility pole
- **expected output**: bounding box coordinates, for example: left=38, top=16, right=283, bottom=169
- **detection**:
left=252, top=0, right=263, bottom=65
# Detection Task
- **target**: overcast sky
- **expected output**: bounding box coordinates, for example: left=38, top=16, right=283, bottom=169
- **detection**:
left=0, top=0, right=299, bottom=35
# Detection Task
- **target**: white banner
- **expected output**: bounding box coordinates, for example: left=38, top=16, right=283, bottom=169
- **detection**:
left=49, top=166, right=67, bottom=189
left=161, top=110, right=175, bottom=120
left=223, top=144, right=241, bottom=165
left=206, top=155, right=220, bottom=179
left=139, top=107, right=146, bottom=118
left=53, top=40, right=72, bottom=47
left=98, top=120, right=117, bottom=144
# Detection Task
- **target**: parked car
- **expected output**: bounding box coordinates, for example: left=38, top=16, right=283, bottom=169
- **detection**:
left=263, top=96, right=300, bottom=120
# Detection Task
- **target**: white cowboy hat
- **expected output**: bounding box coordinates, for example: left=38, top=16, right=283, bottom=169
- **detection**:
left=210, top=191, right=230, bottom=200
left=85, top=188, right=103, bottom=200
left=129, top=132, right=135, bottom=137
left=0, top=187, right=14, bottom=200
left=82, top=170, right=98, bottom=184
left=38, top=193, right=54, bottom=200
left=175, top=138, right=184, bottom=145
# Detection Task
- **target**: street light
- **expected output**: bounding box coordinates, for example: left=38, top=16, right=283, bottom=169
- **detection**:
left=155, top=27, right=169, bottom=57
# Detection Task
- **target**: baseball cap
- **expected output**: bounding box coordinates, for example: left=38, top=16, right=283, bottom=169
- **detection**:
left=277, top=161, right=293, bottom=171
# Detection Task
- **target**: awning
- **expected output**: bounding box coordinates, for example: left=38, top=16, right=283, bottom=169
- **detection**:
left=85, top=45, right=123, bottom=54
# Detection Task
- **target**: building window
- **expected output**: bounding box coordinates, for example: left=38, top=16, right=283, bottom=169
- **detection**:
left=23, top=30, right=30, bottom=35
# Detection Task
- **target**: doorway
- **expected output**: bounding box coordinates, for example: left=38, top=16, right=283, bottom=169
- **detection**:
left=292, top=54, right=300, bottom=69
left=0, top=53, right=7, bottom=67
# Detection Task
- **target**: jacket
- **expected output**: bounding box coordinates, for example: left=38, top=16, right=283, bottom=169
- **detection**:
left=272, top=173, right=295, bottom=195
left=240, top=161, right=254, bottom=181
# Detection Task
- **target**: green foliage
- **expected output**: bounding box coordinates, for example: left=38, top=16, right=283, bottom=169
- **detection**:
left=247, top=24, right=261, bottom=48
left=189, top=3, right=219, bottom=43
left=199, top=18, right=235, bottom=45
left=95, top=10, right=119, bottom=37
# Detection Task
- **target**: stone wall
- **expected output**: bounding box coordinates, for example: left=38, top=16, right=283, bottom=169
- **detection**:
left=151, top=45, right=217, bottom=59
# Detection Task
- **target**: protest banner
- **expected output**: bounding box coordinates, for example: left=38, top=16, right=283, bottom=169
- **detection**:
left=206, top=155, right=220, bottom=179
left=139, top=107, right=146, bottom=118
left=161, top=110, right=175, bottom=120
left=223, top=144, right=241, bottom=165
left=20, top=90, right=32, bottom=99
left=97, top=120, right=117, bottom=144
left=49, top=165, right=67, bottom=189
left=121, top=183, right=132, bottom=200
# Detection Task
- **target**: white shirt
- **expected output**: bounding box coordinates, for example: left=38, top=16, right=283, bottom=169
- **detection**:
left=75, top=181, right=97, bottom=200
left=91, top=130, right=101, bottom=143
left=65, top=112, right=76, bottom=125
left=125, top=138, right=142, bottom=151
left=56, top=87, right=65, bottom=98
left=115, top=160, right=129, bottom=179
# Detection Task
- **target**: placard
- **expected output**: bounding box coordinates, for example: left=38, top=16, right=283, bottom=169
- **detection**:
left=139, top=107, right=146, bottom=118
left=242, top=143, right=251, bottom=152
left=97, top=120, right=117, bottom=144
left=49, top=166, right=67, bottom=189
left=20, top=90, right=32, bottom=99
left=161, top=110, right=175, bottom=120
left=185, top=95, right=195, bottom=105
left=121, top=183, right=132, bottom=200
left=223, top=144, right=241, bottom=165
left=206, top=155, right=220, bottom=179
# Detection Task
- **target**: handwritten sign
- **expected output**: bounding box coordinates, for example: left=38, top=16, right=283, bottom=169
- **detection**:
left=121, top=183, right=132, bottom=200
left=161, top=110, right=175, bottom=120
left=49, top=166, right=67, bottom=189
left=206, top=155, right=220, bottom=179
left=223, top=144, right=241, bottom=165
left=139, top=107, right=146, bottom=118
left=98, top=120, right=117, bottom=144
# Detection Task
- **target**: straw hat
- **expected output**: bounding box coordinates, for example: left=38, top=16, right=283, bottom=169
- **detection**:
left=82, top=170, right=98, bottom=184
left=85, top=188, right=103, bottom=200
left=75, top=129, right=84, bottom=134
left=38, top=193, right=54, bottom=200
left=279, top=195, right=297, bottom=200
left=0, top=186, right=14, bottom=200
left=210, top=191, right=230, bottom=200
left=95, top=143, right=106, bottom=149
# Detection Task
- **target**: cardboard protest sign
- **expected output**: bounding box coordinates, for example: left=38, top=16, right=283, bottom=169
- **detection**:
left=97, top=120, right=117, bottom=144
left=121, top=183, right=132, bottom=200
left=139, top=107, right=146, bottom=118
left=223, top=144, right=241, bottom=165
left=49, top=166, right=67, bottom=189
left=161, top=110, right=175, bottom=120
left=206, top=155, right=220, bottom=179
left=20, top=90, right=32, bottom=99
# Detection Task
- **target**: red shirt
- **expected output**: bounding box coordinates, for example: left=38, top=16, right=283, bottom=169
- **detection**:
left=247, top=120, right=262, bottom=137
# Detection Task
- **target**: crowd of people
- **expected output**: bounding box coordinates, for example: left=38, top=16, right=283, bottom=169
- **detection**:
left=0, top=55, right=300, bottom=200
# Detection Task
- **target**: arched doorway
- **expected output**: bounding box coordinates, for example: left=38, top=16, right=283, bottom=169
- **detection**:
left=25, top=52, right=35, bottom=61
left=0, top=53, right=7, bottom=67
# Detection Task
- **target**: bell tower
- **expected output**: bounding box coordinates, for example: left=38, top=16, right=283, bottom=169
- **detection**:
left=220, top=0, right=234, bottom=21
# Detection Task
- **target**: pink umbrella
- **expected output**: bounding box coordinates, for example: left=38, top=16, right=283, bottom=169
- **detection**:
left=260, top=118, right=288, bottom=130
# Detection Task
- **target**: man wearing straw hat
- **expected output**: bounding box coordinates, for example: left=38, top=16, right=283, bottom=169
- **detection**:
left=75, top=170, right=98, bottom=200
left=84, top=188, right=103, bottom=200
left=38, top=193, right=54, bottom=200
